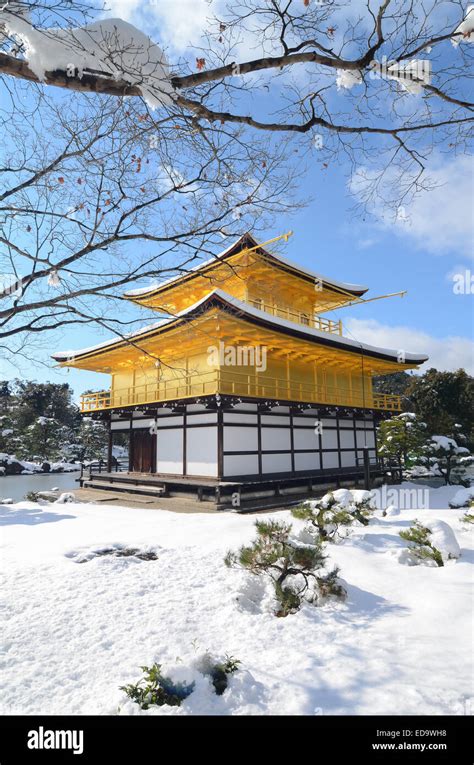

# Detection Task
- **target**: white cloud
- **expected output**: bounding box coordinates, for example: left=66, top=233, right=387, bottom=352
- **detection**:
left=345, top=317, right=474, bottom=375
left=106, top=0, right=224, bottom=52
left=350, top=154, right=474, bottom=258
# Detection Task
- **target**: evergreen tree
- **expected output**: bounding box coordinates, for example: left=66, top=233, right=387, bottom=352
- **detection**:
left=13, top=380, right=80, bottom=431
left=373, top=371, right=413, bottom=400
left=407, top=369, right=474, bottom=448
left=67, top=418, right=108, bottom=462
left=24, top=417, right=68, bottom=461
left=377, top=412, right=427, bottom=473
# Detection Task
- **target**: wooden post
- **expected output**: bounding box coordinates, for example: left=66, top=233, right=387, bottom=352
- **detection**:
left=363, top=447, right=371, bottom=490
left=107, top=421, right=113, bottom=472
left=128, top=417, right=134, bottom=472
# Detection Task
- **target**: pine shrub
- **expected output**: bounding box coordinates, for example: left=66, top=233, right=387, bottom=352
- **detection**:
left=292, top=490, right=373, bottom=543
left=399, top=521, right=444, bottom=567
left=225, top=519, right=345, bottom=616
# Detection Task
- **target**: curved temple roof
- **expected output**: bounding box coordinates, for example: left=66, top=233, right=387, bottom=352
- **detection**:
left=52, top=288, right=428, bottom=367
left=123, top=233, right=369, bottom=301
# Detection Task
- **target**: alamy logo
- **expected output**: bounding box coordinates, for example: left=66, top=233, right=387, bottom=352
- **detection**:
left=207, top=341, right=267, bottom=372
left=27, top=727, right=84, bottom=755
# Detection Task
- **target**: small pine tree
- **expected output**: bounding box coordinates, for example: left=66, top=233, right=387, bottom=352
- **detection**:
left=460, top=499, right=474, bottom=525
left=292, top=489, right=374, bottom=543
left=225, top=519, right=345, bottom=616
left=399, top=521, right=444, bottom=567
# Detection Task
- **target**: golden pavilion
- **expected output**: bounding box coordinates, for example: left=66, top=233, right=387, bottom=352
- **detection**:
left=53, top=233, right=427, bottom=504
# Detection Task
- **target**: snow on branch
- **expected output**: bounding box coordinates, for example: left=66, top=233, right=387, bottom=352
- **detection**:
left=0, top=10, right=174, bottom=108
left=452, top=4, right=474, bottom=46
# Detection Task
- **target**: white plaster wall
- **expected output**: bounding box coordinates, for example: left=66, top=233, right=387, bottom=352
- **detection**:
left=186, top=426, right=218, bottom=477
left=187, top=413, right=218, bottom=425
left=261, top=415, right=290, bottom=426
left=339, top=429, right=355, bottom=448
left=293, top=428, right=319, bottom=450
left=157, top=415, right=184, bottom=427
left=223, top=413, right=258, bottom=424
left=294, top=452, right=321, bottom=471
left=262, top=453, right=292, bottom=473
left=340, top=451, right=357, bottom=467
left=224, top=426, right=258, bottom=452
left=320, top=429, right=338, bottom=449
left=322, top=452, right=339, bottom=469
left=131, top=419, right=154, bottom=429
left=224, top=454, right=259, bottom=477
left=157, top=429, right=183, bottom=474
left=111, top=421, right=128, bottom=431
left=261, top=427, right=291, bottom=451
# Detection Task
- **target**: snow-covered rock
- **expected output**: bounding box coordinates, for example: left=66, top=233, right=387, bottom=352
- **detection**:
left=0, top=453, right=79, bottom=475
left=449, top=486, right=474, bottom=509
left=54, top=492, right=76, bottom=504
left=426, top=520, right=461, bottom=561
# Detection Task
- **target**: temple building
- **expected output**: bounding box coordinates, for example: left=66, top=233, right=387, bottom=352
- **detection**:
left=52, top=233, right=428, bottom=507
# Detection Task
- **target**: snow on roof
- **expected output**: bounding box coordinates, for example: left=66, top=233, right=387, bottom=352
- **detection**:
left=123, top=236, right=244, bottom=297
left=52, top=318, right=169, bottom=360
left=52, top=288, right=428, bottom=365
left=123, top=234, right=368, bottom=299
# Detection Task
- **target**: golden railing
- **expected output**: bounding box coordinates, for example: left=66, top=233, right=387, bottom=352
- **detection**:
left=80, top=369, right=402, bottom=413
left=247, top=299, right=342, bottom=335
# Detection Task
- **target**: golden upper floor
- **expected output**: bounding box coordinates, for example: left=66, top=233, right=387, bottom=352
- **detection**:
left=53, top=289, right=428, bottom=413
left=122, top=232, right=368, bottom=330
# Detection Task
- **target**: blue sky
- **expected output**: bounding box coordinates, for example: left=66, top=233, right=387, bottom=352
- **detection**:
left=1, top=0, right=473, bottom=400
left=7, top=152, right=472, bottom=402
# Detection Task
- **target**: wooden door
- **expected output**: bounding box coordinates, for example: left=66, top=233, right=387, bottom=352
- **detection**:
left=130, top=431, right=156, bottom=473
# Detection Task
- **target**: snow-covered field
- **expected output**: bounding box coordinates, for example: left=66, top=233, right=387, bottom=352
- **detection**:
left=1, top=483, right=472, bottom=716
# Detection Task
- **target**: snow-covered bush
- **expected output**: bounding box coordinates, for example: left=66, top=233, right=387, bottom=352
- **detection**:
left=292, top=488, right=376, bottom=543
left=422, top=435, right=472, bottom=485
left=225, top=519, right=346, bottom=617
left=24, top=491, right=40, bottom=502
left=121, top=654, right=240, bottom=709
left=195, top=653, right=241, bottom=696
left=449, top=486, right=474, bottom=509
left=120, top=663, right=195, bottom=709
left=399, top=520, right=460, bottom=567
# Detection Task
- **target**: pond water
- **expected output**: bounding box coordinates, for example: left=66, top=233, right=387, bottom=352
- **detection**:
left=0, top=471, right=81, bottom=502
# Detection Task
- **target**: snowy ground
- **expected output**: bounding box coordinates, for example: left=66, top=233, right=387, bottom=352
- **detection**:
left=1, top=483, right=472, bottom=716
